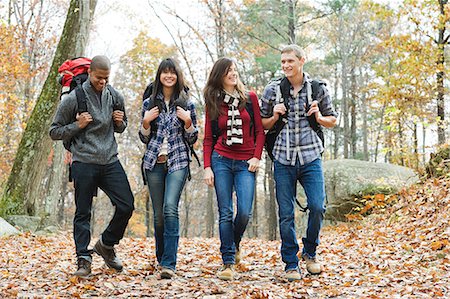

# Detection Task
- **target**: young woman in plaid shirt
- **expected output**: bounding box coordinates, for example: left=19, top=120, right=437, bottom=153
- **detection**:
left=139, top=58, right=198, bottom=279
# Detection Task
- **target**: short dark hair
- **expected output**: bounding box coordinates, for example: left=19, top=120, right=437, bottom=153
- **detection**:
left=90, top=55, right=111, bottom=71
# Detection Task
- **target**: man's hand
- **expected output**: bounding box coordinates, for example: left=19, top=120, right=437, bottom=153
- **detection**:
left=273, top=103, right=287, bottom=121
left=203, top=167, right=214, bottom=187
left=142, top=107, right=160, bottom=129
left=113, top=110, right=125, bottom=125
left=176, top=106, right=192, bottom=129
left=306, top=100, right=321, bottom=121
left=247, top=157, right=260, bottom=172
left=77, top=112, right=93, bottom=129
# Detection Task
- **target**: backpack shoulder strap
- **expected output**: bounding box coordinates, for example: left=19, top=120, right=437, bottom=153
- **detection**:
left=107, top=85, right=124, bottom=111
left=75, top=85, right=87, bottom=114
left=279, top=77, right=291, bottom=111
left=310, top=80, right=323, bottom=101
left=245, top=93, right=255, bottom=139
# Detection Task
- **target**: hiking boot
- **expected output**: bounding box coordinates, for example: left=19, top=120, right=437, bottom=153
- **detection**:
left=161, top=267, right=175, bottom=279
left=303, top=255, right=322, bottom=275
left=285, top=269, right=301, bottom=281
left=74, top=258, right=91, bottom=278
left=93, top=238, right=123, bottom=271
left=217, top=264, right=234, bottom=281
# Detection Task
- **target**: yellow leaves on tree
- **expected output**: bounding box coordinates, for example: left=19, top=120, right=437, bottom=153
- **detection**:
left=0, top=24, right=31, bottom=186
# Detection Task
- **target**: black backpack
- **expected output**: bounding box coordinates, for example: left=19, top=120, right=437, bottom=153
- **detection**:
left=264, top=77, right=325, bottom=161
left=141, top=82, right=200, bottom=182
left=210, top=93, right=255, bottom=147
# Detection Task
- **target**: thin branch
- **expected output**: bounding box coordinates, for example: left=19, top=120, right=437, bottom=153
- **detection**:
left=245, top=31, right=280, bottom=51
left=161, top=3, right=215, bottom=62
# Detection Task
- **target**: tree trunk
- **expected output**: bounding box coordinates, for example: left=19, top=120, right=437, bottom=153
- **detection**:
left=350, top=70, right=357, bottom=158
left=333, top=65, right=340, bottom=159
left=413, top=122, right=419, bottom=170
left=266, top=159, right=277, bottom=240
left=1, top=0, right=98, bottom=215
left=437, top=0, right=447, bottom=145
left=252, top=181, right=258, bottom=238
left=146, top=191, right=151, bottom=238
left=205, top=187, right=215, bottom=238
left=182, top=188, right=190, bottom=238
left=287, top=0, right=296, bottom=43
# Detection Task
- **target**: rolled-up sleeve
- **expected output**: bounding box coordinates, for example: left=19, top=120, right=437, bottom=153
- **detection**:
left=318, top=85, right=338, bottom=117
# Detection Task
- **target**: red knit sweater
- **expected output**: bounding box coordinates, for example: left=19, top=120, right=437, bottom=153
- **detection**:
left=203, top=91, right=265, bottom=168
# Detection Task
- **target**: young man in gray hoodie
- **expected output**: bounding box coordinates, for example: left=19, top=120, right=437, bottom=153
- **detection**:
left=50, top=55, right=134, bottom=278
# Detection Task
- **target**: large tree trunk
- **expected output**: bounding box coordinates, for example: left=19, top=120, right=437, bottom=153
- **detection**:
left=1, top=0, right=98, bottom=215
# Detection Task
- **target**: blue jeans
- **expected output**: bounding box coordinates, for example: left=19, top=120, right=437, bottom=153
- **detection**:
left=71, top=161, right=134, bottom=260
left=211, top=151, right=255, bottom=265
left=274, top=157, right=326, bottom=271
left=145, top=163, right=188, bottom=271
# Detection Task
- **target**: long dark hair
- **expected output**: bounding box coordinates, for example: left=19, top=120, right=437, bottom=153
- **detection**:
left=151, top=58, right=186, bottom=102
left=203, top=57, right=247, bottom=120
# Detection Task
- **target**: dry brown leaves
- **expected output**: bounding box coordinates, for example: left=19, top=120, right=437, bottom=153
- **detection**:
left=0, top=177, right=449, bottom=298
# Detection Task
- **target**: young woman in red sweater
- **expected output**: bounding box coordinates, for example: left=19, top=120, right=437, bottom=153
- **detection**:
left=203, top=58, right=265, bottom=280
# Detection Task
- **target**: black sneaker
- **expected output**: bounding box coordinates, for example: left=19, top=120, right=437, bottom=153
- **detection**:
left=74, top=258, right=91, bottom=278
left=93, top=238, right=123, bottom=271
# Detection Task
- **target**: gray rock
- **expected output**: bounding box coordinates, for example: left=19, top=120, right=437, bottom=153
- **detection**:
left=322, top=159, right=419, bottom=220
left=5, top=215, right=42, bottom=232
left=0, top=217, right=20, bottom=236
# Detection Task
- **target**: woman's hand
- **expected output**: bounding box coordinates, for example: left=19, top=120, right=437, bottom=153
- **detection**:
left=203, top=167, right=214, bottom=187
left=247, top=157, right=260, bottom=172
left=142, top=107, right=160, bottom=129
left=176, top=107, right=192, bottom=129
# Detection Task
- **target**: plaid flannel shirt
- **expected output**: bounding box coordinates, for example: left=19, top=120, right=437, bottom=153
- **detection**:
left=260, top=73, right=337, bottom=166
left=139, top=93, right=198, bottom=173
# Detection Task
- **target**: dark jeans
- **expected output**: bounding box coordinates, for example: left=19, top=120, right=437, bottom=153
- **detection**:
left=145, top=163, right=188, bottom=271
left=274, top=158, right=326, bottom=271
left=211, top=151, right=255, bottom=265
left=72, top=160, right=134, bottom=260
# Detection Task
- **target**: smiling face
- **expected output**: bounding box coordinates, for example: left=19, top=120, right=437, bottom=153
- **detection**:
left=222, top=63, right=238, bottom=92
left=160, top=68, right=178, bottom=89
left=281, top=51, right=305, bottom=79
left=88, top=68, right=110, bottom=92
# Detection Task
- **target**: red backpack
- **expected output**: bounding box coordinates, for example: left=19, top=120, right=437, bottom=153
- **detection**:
left=58, top=57, right=92, bottom=94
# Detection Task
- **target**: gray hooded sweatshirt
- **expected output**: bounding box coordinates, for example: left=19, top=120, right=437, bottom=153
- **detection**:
left=49, top=79, right=127, bottom=165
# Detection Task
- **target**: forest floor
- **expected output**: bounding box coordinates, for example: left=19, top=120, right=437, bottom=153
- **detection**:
left=1, top=177, right=449, bottom=298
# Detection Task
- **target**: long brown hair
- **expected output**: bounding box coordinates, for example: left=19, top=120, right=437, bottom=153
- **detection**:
left=152, top=58, right=186, bottom=102
left=203, top=57, right=247, bottom=120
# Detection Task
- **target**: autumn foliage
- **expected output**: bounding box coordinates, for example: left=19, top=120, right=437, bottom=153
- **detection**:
left=1, top=176, right=448, bottom=298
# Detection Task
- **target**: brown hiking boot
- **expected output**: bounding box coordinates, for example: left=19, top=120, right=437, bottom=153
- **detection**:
left=303, top=255, right=322, bottom=275
left=285, top=269, right=301, bottom=281
left=217, top=264, right=234, bottom=281
left=93, top=238, right=123, bottom=271
left=161, top=267, right=175, bottom=279
left=73, top=258, right=91, bottom=278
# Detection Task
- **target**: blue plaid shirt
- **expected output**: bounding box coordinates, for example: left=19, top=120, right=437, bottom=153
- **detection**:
left=139, top=93, right=198, bottom=173
left=260, top=73, right=337, bottom=166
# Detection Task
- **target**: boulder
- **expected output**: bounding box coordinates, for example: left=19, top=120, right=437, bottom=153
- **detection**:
left=5, top=215, right=42, bottom=232
left=322, top=159, right=419, bottom=221
left=0, top=217, right=20, bottom=236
